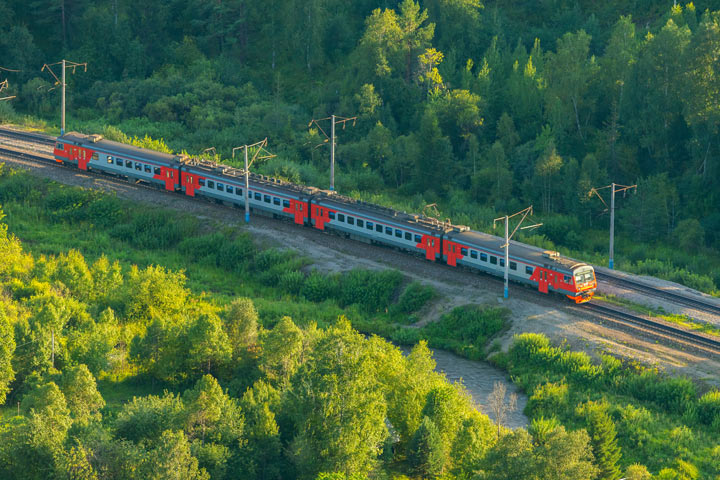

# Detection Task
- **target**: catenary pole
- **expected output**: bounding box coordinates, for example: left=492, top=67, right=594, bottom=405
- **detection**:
left=609, top=182, right=615, bottom=269
left=61, top=59, right=65, bottom=134
left=504, top=216, right=509, bottom=298
left=494, top=206, right=540, bottom=299
left=330, top=114, right=335, bottom=191
left=244, top=147, right=250, bottom=223
left=41, top=59, right=86, bottom=135
left=308, top=115, right=356, bottom=192
left=588, top=182, right=636, bottom=270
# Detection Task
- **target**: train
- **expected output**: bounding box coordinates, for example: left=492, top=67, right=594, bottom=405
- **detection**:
left=53, top=131, right=597, bottom=303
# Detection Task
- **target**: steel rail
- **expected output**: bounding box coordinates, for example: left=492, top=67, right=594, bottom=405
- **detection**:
left=580, top=302, right=720, bottom=352
left=596, top=271, right=720, bottom=317
left=0, top=127, right=56, bottom=146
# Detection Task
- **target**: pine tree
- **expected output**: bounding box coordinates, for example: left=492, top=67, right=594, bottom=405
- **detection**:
left=408, top=416, right=445, bottom=478
left=583, top=405, right=622, bottom=480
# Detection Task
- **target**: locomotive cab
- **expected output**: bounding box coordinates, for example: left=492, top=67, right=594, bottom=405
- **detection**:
left=568, top=265, right=596, bottom=303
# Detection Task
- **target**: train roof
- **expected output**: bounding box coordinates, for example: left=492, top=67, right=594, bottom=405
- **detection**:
left=59, top=132, right=182, bottom=164
left=314, top=191, right=465, bottom=233
left=449, top=229, right=588, bottom=271
left=183, top=157, right=319, bottom=196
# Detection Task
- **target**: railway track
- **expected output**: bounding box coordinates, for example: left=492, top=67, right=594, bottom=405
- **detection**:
left=596, top=271, right=720, bottom=317
left=0, top=126, right=56, bottom=147
left=1, top=128, right=719, bottom=356
left=580, top=302, right=720, bottom=353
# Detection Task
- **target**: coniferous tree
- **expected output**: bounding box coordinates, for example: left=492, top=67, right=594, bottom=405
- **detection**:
left=408, top=416, right=445, bottom=478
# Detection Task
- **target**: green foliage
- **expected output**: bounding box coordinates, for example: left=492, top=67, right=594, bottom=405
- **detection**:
left=421, top=305, right=509, bottom=359
left=390, top=282, right=436, bottom=316
left=59, top=364, right=105, bottom=426
left=114, top=392, right=186, bottom=443
left=578, top=402, right=622, bottom=480
left=408, top=416, right=445, bottom=478
left=0, top=301, right=16, bottom=404
left=338, top=269, right=402, bottom=312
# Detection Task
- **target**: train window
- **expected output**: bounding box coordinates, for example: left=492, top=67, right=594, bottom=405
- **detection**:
left=480, top=253, right=488, bottom=262
left=490, top=256, right=497, bottom=265
left=347, top=217, right=355, bottom=225
left=470, top=250, right=478, bottom=259
left=144, top=165, right=151, bottom=173
left=366, top=221, right=373, bottom=230
left=91, top=153, right=98, bottom=161
left=510, top=262, right=517, bottom=270
left=357, top=219, right=364, bottom=228
left=329, top=211, right=336, bottom=219
left=564, top=275, right=571, bottom=283
left=227, top=186, right=234, bottom=194
left=237, top=188, right=243, bottom=196
left=217, top=183, right=224, bottom=191
left=56, top=143, right=64, bottom=150
left=395, top=229, right=402, bottom=238
left=199, top=179, right=205, bottom=186
left=386, top=227, right=393, bottom=235
left=273, top=197, right=280, bottom=206
left=338, top=214, right=345, bottom=222
left=116, top=158, right=123, bottom=166
left=154, top=167, right=161, bottom=175
left=376, top=224, right=383, bottom=233
left=461, top=248, right=468, bottom=256
left=208, top=180, right=215, bottom=188
left=283, top=199, right=290, bottom=207
left=525, top=266, right=533, bottom=275
left=255, top=192, right=262, bottom=200
left=127, top=161, right=133, bottom=169
left=264, top=195, right=271, bottom=203
left=500, top=258, right=505, bottom=267
left=107, top=156, right=113, bottom=164
left=414, top=234, right=422, bottom=243
left=405, top=232, right=411, bottom=241
left=135, top=163, right=142, bottom=170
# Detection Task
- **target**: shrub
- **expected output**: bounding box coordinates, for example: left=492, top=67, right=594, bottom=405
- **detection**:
left=697, top=390, right=720, bottom=426
left=278, top=271, right=305, bottom=295
left=390, top=282, right=436, bottom=315
left=528, top=381, right=569, bottom=417
left=111, top=210, right=197, bottom=249
left=301, top=271, right=339, bottom=303
left=422, top=305, right=509, bottom=360
left=338, top=269, right=403, bottom=312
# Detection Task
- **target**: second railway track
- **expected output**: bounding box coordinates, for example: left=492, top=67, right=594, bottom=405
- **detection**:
left=596, top=271, right=720, bottom=318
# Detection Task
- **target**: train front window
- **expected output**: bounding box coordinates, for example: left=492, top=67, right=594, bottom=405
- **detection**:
left=574, top=267, right=594, bottom=284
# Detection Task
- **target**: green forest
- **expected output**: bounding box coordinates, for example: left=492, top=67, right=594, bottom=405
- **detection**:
left=1, top=0, right=720, bottom=478
left=0, top=0, right=719, bottom=292
left=1, top=162, right=720, bottom=479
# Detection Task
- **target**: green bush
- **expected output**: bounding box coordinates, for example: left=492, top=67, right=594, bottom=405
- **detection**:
left=422, top=305, right=509, bottom=360
left=301, top=271, right=339, bottom=303
left=338, top=269, right=403, bottom=312
left=278, top=270, right=305, bottom=294
left=390, top=282, right=436, bottom=315
left=111, top=210, right=197, bottom=249
left=697, top=390, right=720, bottom=426
left=527, top=381, right=569, bottom=417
